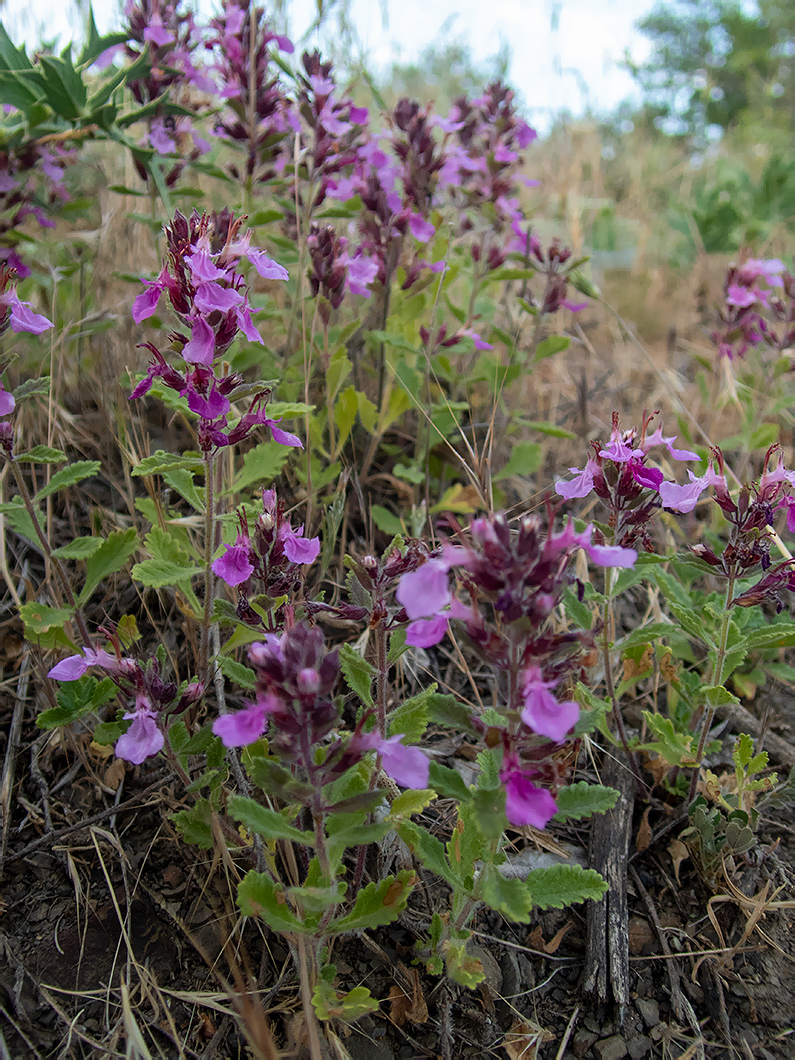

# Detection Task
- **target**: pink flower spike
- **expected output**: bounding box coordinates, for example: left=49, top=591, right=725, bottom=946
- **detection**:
left=377, top=735, right=430, bottom=788
left=246, top=247, right=289, bottom=281
left=186, top=248, right=226, bottom=283
left=132, top=275, right=166, bottom=322
left=143, top=22, right=175, bottom=47
left=345, top=254, right=379, bottom=297
left=48, top=651, right=92, bottom=681
left=405, top=615, right=449, bottom=648
left=115, top=698, right=164, bottom=764
left=658, top=471, right=709, bottom=513
left=212, top=538, right=254, bottom=586
left=9, top=297, right=53, bottom=335
left=193, top=282, right=244, bottom=314
left=409, top=214, right=435, bottom=242
left=502, top=767, right=558, bottom=828
left=282, top=528, right=320, bottom=565
left=521, top=668, right=579, bottom=742
left=396, top=560, right=450, bottom=620
left=263, top=419, right=303, bottom=447
left=213, top=699, right=269, bottom=747
left=555, top=456, right=597, bottom=500
left=726, top=283, right=757, bottom=308
left=182, top=317, right=215, bottom=365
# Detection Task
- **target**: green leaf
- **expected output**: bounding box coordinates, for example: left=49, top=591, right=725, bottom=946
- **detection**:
left=14, top=445, right=66, bottom=463
left=698, top=684, right=740, bottom=709
left=163, top=468, right=205, bottom=512
left=326, top=822, right=391, bottom=867
left=471, top=786, right=507, bottom=839
left=51, top=536, right=104, bottom=560
left=233, top=441, right=291, bottom=492
left=237, top=870, right=305, bottom=931
left=638, top=713, right=696, bottom=765
left=37, top=675, right=117, bottom=729
left=33, top=460, right=101, bottom=502
left=133, top=450, right=205, bottom=476
left=533, top=335, right=570, bottom=362
left=78, top=528, right=138, bottom=604
left=426, top=693, right=477, bottom=734
left=12, top=378, right=50, bottom=401
left=493, top=441, right=543, bottom=482
left=397, top=820, right=455, bottom=884
left=553, top=782, right=619, bottom=822
left=617, top=623, right=675, bottom=651
left=20, top=602, right=74, bottom=636
left=312, top=981, right=378, bottom=1023
left=522, top=419, right=576, bottom=439
left=668, top=601, right=714, bottom=646
left=528, top=864, right=608, bottom=910
left=216, top=656, right=256, bottom=690
left=133, top=558, right=203, bottom=590
left=442, top=937, right=485, bottom=988
left=228, top=795, right=314, bottom=845
left=338, top=643, right=375, bottom=708
left=428, top=761, right=472, bottom=801
left=330, top=870, right=416, bottom=933
left=480, top=864, right=534, bottom=921
left=388, top=686, right=434, bottom=742
left=744, top=624, right=795, bottom=651
left=390, top=788, right=437, bottom=819
left=562, top=587, right=594, bottom=631
left=370, top=504, right=403, bottom=536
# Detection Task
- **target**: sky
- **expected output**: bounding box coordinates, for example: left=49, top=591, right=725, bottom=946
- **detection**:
left=2, top=0, right=657, bottom=133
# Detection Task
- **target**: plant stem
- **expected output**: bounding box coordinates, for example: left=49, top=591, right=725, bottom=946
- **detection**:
left=688, top=569, right=737, bottom=805
left=6, top=455, right=91, bottom=647
left=200, top=448, right=216, bottom=681
left=601, top=567, right=643, bottom=787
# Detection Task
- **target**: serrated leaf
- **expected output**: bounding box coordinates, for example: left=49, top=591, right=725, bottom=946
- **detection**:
left=14, top=445, right=66, bottom=463
left=553, top=782, right=619, bottom=822
left=370, top=504, right=403, bottom=536
left=78, top=528, right=138, bottom=604
left=20, top=601, right=74, bottom=635
left=442, top=937, right=485, bottom=988
left=390, top=788, right=437, bottom=819
left=132, top=450, right=205, bottom=476
left=312, top=981, right=378, bottom=1022
left=33, top=460, right=101, bottom=502
left=397, top=820, right=455, bottom=884
left=426, top=693, right=477, bottom=734
left=233, top=441, right=291, bottom=492
left=12, top=378, right=50, bottom=401
left=617, top=623, right=675, bottom=651
left=237, top=870, right=306, bottom=931
left=480, top=864, right=534, bottom=921
left=699, top=684, right=740, bottom=708
left=388, top=686, right=434, bottom=742
left=51, top=536, right=105, bottom=560
left=493, top=441, right=543, bottom=482
left=527, top=864, right=608, bottom=910
left=228, top=795, right=314, bottom=845
left=331, top=870, right=416, bottom=933
left=37, top=675, right=117, bottom=729
left=744, top=624, right=795, bottom=651
left=339, top=643, right=375, bottom=708
left=132, top=558, right=203, bottom=588
left=533, top=335, right=570, bottom=362
left=428, top=761, right=472, bottom=801
left=216, top=656, right=256, bottom=690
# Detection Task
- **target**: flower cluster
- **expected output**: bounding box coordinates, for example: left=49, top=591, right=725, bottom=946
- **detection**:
left=130, top=209, right=301, bottom=453
left=205, top=0, right=295, bottom=186
left=213, top=489, right=320, bottom=620
left=48, top=641, right=203, bottom=764
left=395, top=510, right=636, bottom=828
left=555, top=411, right=700, bottom=549
left=0, top=141, right=75, bottom=275
left=0, top=266, right=54, bottom=452
left=713, top=257, right=794, bottom=362
left=118, top=0, right=212, bottom=181
left=306, top=222, right=378, bottom=324
left=212, top=621, right=429, bottom=788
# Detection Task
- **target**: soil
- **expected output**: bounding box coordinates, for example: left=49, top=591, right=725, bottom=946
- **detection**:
left=1, top=677, right=794, bottom=1060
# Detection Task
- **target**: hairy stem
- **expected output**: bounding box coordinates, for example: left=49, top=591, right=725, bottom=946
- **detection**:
left=200, top=448, right=216, bottom=681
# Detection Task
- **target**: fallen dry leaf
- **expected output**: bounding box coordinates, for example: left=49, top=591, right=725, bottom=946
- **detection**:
left=502, top=1020, right=554, bottom=1060
left=636, top=806, right=653, bottom=852
left=628, top=916, right=655, bottom=955
left=668, top=838, right=690, bottom=886
left=103, top=757, right=126, bottom=792
left=543, top=922, right=572, bottom=954
left=388, top=966, right=428, bottom=1026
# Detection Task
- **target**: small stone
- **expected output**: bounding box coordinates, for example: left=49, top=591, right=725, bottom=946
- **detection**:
left=573, top=1029, right=599, bottom=1058
left=346, top=1034, right=395, bottom=1060
left=626, top=1036, right=653, bottom=1059
left=593, top=1035, right=628, bottom=1060
left=634, top=998, right=660, bottom=1029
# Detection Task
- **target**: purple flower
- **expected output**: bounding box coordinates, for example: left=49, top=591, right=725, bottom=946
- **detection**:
left=408, top=214, right=435, bottom=242
left=143, top=21, right=175, bottom=47
left=263, top=418, right=303, bottom=447
left=520, top=666, right=579, bottom=742
left=148, top=119, right=176, bottom=154
left=515, top=121, right=537, bottom=148
left=345, top=254, right=379, bottom=297
left=212, top=535, right=254, bottom=586
left=48, top=646, right=121, bottom=681
left=115, top=696, right=164, bottom=764
left=186, top=247, right=227, bottom=283
left=460, top=328, right=493, bottom=350
left=659, top=463, right=726, bottom=514
left=397, top=559, right=451, bottom=620
left=0, top=290, right=54, bottom=335
left=555, top=456, right=598, bottom=500
left=193, top=281, right=244, bottom=315
left=641, top=425, right=699, bottom=461
left=405, top=615, right=450, bottom=648
left=501, top=758, right=558, bottom=829
left=726, top=283, right=758, bottom=308
left=183, top=380, right=230, bottom=420
left=0, top=385, right=15, bottom=417
left=132, top=270, right=169, bottom=322
left=213, top=696, right=272, bottom=747
left=547, top=520, right=637, bottom=569
left=282, top=526, right=320, bottom=564
left=360, top=732, right=430, bottom=788
left=182, top=316, right=215, bottom=365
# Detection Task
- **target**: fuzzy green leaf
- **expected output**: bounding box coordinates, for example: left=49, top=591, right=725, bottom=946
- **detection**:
left=20, top=602, right=74, bottom=635
left=51, top=536, right=105, bottom=560
left=237, top=870, right=305, bottom=932
left=528, top=864, right=608, bottom=910
left=338, top=643, right=375, bottom=708
left=553, top=782, right=619, bottom=822
left=33, top=461, right=101, bottom=502
left=37, top=675, right=117, bottom=729
left=330, top=870, right=416, bottom=933
left=132, top=450, right=205, bottom=476
left=228, top=795, right=314, bottom=845
left=78, top=528, right=138, bottom=604
left=14, top=445, right=67, bottom=463
left=480, top=864, right=534, bottom=921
